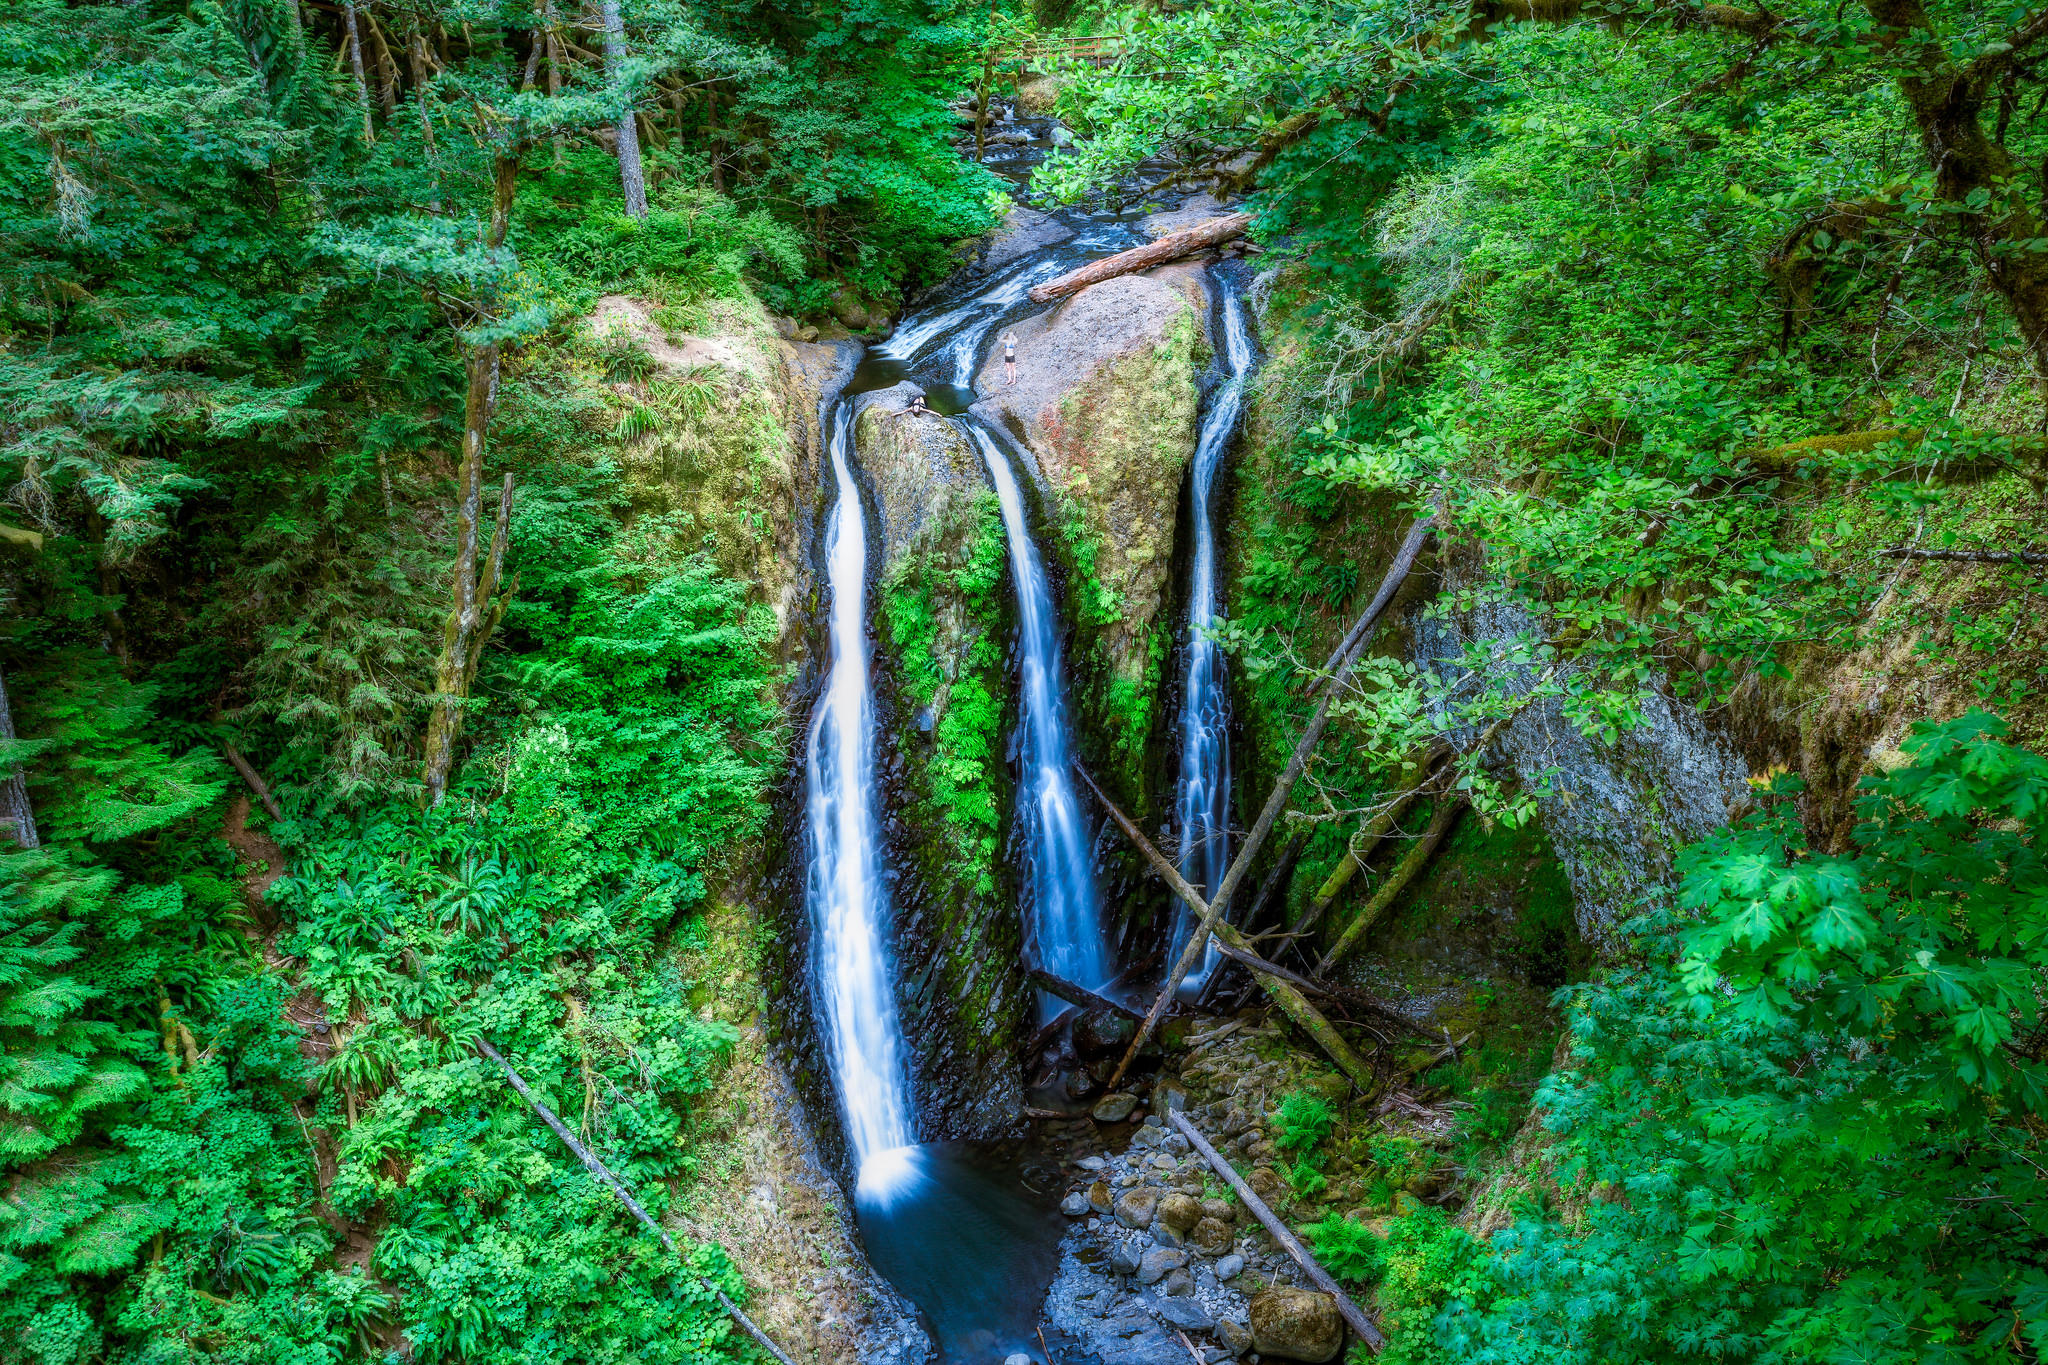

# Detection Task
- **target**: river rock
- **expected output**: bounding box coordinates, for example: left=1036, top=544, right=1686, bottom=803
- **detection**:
left=1093, top=1092, right=1139, bottom=1123
left=1247, top=1166, right=1287, bottom=1205
left=1005, top=1355, right=1031, bottom=1365
left=1111, top=1243, right=1143, bottom=1276
left=1158, top=1295, right=1212, bottom=1331
left=1155, top=1192, right=1203, bottom=1237
left=1217, top=1319, right=1253, bottom=1356
left=1137, top=192, right=1235, bottom=241
left=1202, top=1198, right=1235, bottom=1223
left=1078, top=1154, right=1108, bottom=1171
left=1074, top=1008, right=1137, bottom=1057
left=1214, top=1253, right=1245, bottom=1281
left=1116, top=1188, right=1161, bottom=1230
left=1062, top=1190, right=1092, bottom=1216
left=1248, top=1288, right=1344, bottom=1363
left=1161, top=1268, right=1195, bottom=1298
left=1089, top=1180, right=1114, bottom=1214
left=1135, top=1247, right=1188, bottom=1286
left=1189, top=1216, right=1234, bottom=1255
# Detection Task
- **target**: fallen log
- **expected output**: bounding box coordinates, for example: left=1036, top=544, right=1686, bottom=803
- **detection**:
left=1077, top=767, right=1378, bottom=1096
left=1103, top=513, right=1436, bottom=1090
left=1169, top=1110, right=1386, bottom=1353
left=1875, top=547, right=2047, bottom=566
left=1282, top=745, right=1447, bottom=948
left=1027, top=966, right=1142, bottom=1021
left=222, top=743, right=286, bottom=824
left=1028, top=212, right=1252, bottom=304
left=477, top=1040, right=800, bottom=1365
left=1316, top=798, right=1465, bottom=976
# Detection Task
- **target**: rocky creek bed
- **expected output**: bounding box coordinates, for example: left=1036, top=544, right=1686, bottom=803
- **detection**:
left=1023, top=1016, right=1419, bottom=1365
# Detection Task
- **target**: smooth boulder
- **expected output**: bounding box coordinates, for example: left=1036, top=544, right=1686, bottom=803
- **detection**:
left=1114, top=1187, right=1161, bottom=1230
left=1248, top=1288, right=1344, bottom=1363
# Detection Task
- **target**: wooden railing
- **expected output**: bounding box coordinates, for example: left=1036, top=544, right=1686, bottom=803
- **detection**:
left=1016, top=34, right=1124, bottom=68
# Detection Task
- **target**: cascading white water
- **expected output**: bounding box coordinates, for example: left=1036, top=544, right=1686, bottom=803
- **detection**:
left=1169, top=293, right=1255, bottom=986
left=804, top=402, right=920, bottom=1206
left=966, top=423, right=1111, bottom=1016
left=875, top=258, right=1064, bottom=367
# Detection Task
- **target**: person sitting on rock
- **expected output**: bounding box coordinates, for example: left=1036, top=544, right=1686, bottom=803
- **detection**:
left=897, top=392, right=932, bottom=418
left=1002, top=331, right=1020, bottom=387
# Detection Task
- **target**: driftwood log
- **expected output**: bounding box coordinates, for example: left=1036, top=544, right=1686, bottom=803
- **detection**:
left=1169, top=1110, right=1386, bottom=1352
left=1028, top=212, right=1252, bottom=304
left=1027, top=966, right=1143, bottom=1021
left=1078, top=767, right=1379, bottom=1095
left=477, top=1040, right=800, bottom=1365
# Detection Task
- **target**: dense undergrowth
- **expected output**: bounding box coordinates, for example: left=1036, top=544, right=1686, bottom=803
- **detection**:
left=1051, top=0, right=2048, bottom=1359
left=0, top=0, right=1003, bottom=1358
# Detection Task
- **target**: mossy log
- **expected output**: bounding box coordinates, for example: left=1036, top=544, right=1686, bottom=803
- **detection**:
left=1284, top=745, right=1447, bottom=946
left=1316, top=799, right=1465, bottom=976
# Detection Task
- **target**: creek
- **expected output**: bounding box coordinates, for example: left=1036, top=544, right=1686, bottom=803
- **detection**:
left=798, top=106, right=1263, bottom=1364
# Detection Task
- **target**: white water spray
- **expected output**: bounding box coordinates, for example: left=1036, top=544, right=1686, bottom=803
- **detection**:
left=1170, top=293, right=1255, bottom=986
left=968, top=424, right=1111, bottom=1016
left=803, top=403, right=920, bottom=1206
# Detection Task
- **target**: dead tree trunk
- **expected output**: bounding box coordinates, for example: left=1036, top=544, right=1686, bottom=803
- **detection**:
left=602, top=0, right=648, bottom=217
left=0, top=663, right=39, bottom=850
left=1102, top=514, right=1435, bottom=1089
left=343, top=0, right=375, bottom=142
left=1170, top=1110, right=1385, bottom=1352
left=1028, top=213, right=1253, bottom=304
left=222, top=744, right=285, bottom=824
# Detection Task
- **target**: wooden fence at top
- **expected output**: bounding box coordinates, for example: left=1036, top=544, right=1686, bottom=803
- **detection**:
left=1015, top=34, right=1124, bottom=68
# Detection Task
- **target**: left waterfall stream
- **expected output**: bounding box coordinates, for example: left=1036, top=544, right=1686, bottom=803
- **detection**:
left=801, top=172, right=1142, bottom=1362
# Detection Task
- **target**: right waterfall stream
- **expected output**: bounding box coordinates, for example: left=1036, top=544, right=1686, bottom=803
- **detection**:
left=1169, top=289, right=1257, bottom=991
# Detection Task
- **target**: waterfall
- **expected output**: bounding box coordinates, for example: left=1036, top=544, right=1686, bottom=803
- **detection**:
left=803, top=401, right=919, bottom=1206
left=1169, top=292, right=1255, bottom=986
left=966, top=423, right=1111, bottom=1016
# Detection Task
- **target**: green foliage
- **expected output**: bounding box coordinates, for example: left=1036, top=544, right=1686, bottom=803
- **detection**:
left=1373, top=1206, right=1490, bottom=1365
left=882, top=493, right=1010, bottom=898
left=1271, top=1089, right=1336, bottom=1151
left=1431, top=713, right=2048, bottom=1363
left=1308, top=1214, right=1385, bottom=1285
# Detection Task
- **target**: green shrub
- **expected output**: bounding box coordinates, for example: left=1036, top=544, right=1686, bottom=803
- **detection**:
left=1308, top=1215, right=1386, bottom=1285
left=1272, top=1090, right=1337, bottom=1151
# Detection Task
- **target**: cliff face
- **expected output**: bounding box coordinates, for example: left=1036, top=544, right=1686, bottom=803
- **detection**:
left=972, top=267, right=1208, bottom=795
left=853, top=388, right=1027, bottom=1141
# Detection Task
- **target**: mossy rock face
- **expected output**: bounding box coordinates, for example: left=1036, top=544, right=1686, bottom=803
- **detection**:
left=854, top=393, right=1026, bottom=1138
left=585, top=292, right=856, bottom=661
left=972, top=268, right=1207, bottom=794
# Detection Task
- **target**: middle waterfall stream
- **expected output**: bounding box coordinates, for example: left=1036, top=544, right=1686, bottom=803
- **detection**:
left=800, top=190, right=1259, bottom=1362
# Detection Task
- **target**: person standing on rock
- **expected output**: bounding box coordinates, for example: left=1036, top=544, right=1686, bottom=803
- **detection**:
left=1002, top=331, right=1020, bottom=387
